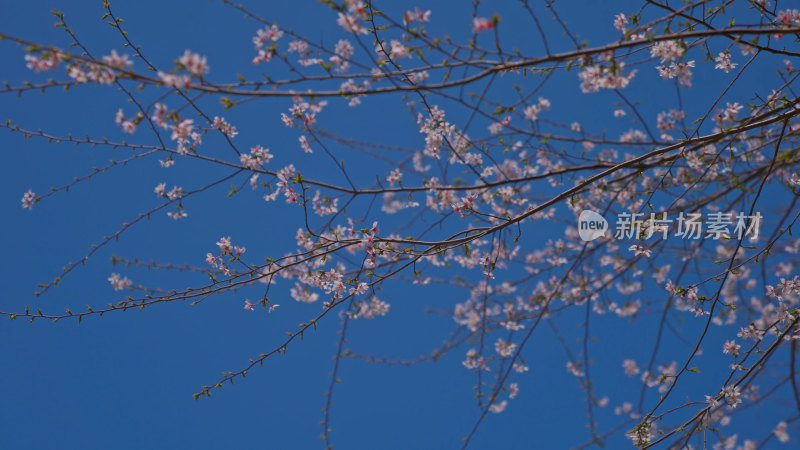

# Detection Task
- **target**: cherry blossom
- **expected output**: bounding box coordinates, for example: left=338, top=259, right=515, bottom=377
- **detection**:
left=714, top=51, right=738, bottom=73
left=167, top=210, right=187, bottom=220
left=212, top=116, right=238, bottom=138
left=566, top=361, right=585, bottom=377
left=253, top=24, right=284, bottom=48
left=650, top=40, right=684, bottom=63
left=158, top=71, right=190, bottom=89
left=115, top=109, right=139, bottom=134
left=288, top=40, right=309, bottom=56
left=722, top=340, right=741, bottom=356
left=20, top=189, right=36, bottom=210
left=299, top=135, right=313, bottom=153
left=776, top=9, right=800, bottom=25
left=774, top=421, right=790, bottom=443
left=24, top=51, right=62, bottom=73
left=721, top=385, right=742, bottom=408
left=622, top=359, right=640, bottom=377
left=489, top=401, right=507, bottom=414
left=386, top=168, right=402, bottom=186
left=239, top=145, right=273, bottom=169
left=216, top=236, right=233, bottom=256
left=337, top=10, right=368, bottom=35
left=335, top=39, right=354, bottom=59
left=472, top=17, right=495, bottom=33
left=403, top=7, right=431, bottom=25
left=166, top=186, right=183, bottom=201
left=523, top=97, right=550, bottom=121
left=348, top=297, right=389, bottom=319
left=579, top=63, right=636, bottom=93
left=154, top=182, right=166, bottom=197
left=508, top=383, right=519, bottom=400
left=102, top=49, right=132, bottom=70
left=613, top=13, right=628, bottom=32
left=252, top=49, right=272, bottom=65
left=656, top=60, right=695, bottom=87
left=169, top=118, right=200, bottom=154
left=108, top=273, right=132, bottom=291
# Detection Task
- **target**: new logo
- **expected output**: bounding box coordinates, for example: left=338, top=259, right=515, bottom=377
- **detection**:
left=578, top=210, right=608, bottom=242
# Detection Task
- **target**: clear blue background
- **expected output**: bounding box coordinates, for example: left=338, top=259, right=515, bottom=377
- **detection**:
left=1, top=1, right=798, bottom=448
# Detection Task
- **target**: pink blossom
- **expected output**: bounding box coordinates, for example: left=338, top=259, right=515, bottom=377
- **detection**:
left=613, top=13, right=628, bottom=32
left=776, top=9, right=800, bottom=25
left=240, top=145, right=273, bottom=169
left=386, top=168, right=402, bottom=186
left=472, top=17, right=495, bottom=33
left=623, top=359, right=640, bottom=377
left=153, top=103, right=169, bottom=129
left=403, top=8, right=431, bottom=25
left=253, top=25, right=284, bottom=48
left=650, top=40, right=684, bottom=63
left=579, top=64, right=637, bottom=93
left=705, top=394, right=721, bottom=410
left=714, top=51, right=738, bottom=73
left=509, top=383, right=519, bottom=399
left=170, top=118, right=197, bottom=154
left=216, top=236, right=233, bottom=255
left=299, top=135, right=313, bottom=153
left=167, top=210, right=187, bottom=220
left=108, top=273, right=132, bottom=291
left=495, top=338, right=516, bottom=357
left=337, top=12, right=368, bottom=34
left=25, top=51, right=61, bottom=73
left=349, top=297, right=390, bottom=319
left=523, top=97, right=550, bottom=121
left=656, top=60, right=695, bottom=87
left=349, top=282, right=369, bottom=296
left=252, top=49, right=273, bottom=65
left=121, top=121, right=136, bottom=134
left=212, top=116, right=238, bottom=138
left=721, top=385, right=742, bottom=408
left=774, top=421, right=790, bottom=443
left=311, top=190, right=339, bottom=216
left=628, top=245, right=651, bottom=257
left=21, top=189, right=36, bottom=210
left=722, top=340, right=741, bottom=356
left=205, top=253, right=218, bottom=268
left=335, top=40, right=354, bottom=58
left=102, top=50, right=132, bottom=70
left=166, top=186, right=184, bottom=200
left=567, top=362, right=584, bottom=377
left=288, top=40, right=309, bottom=56
left=158, top=71, right=191, bottom=89
left=489, top=400, right=507, bottom=414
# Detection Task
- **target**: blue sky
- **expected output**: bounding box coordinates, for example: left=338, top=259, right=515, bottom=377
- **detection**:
left=2, top=1, right=799, bottom=449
